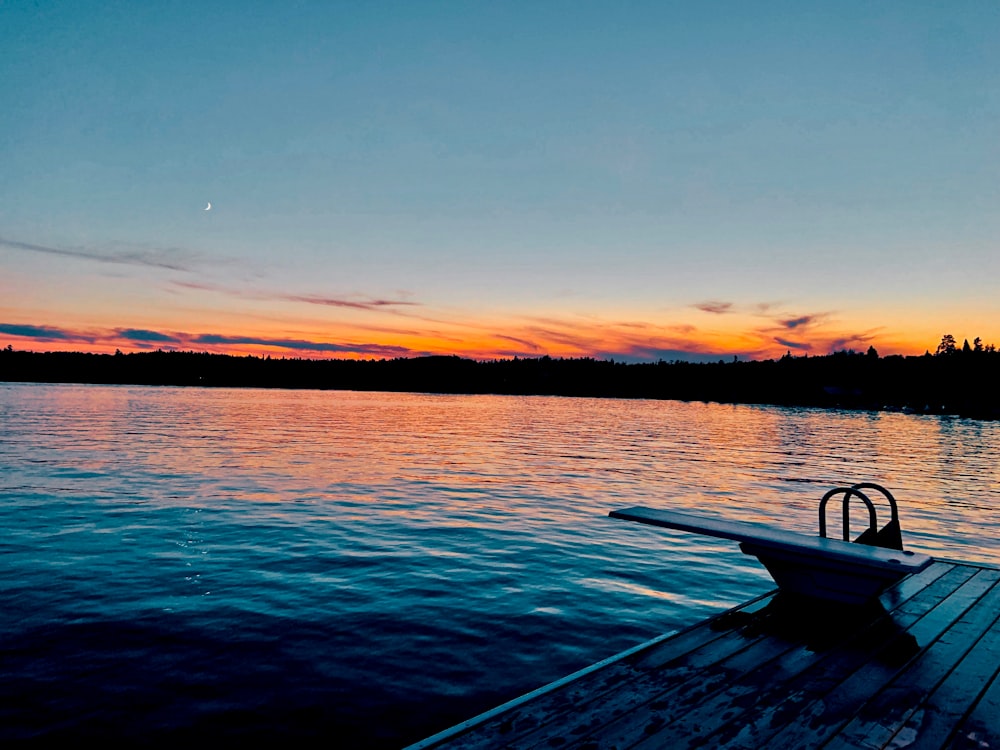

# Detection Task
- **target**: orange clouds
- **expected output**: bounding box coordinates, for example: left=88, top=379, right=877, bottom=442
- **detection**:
left=0, top=308, right=944, bottom=363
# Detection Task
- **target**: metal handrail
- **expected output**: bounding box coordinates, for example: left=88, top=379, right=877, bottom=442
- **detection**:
left=819, top=486, right=877, bottom=542
left=850, top=482, right=903, bottom=550
left=850, top=482, right=899, bottom=525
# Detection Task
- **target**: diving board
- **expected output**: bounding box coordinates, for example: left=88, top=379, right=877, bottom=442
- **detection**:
left=610, top=506, right=933, bottom=604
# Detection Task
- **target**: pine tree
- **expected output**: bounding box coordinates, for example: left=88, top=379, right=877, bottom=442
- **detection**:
left=936, top=334, right=957, bottom=356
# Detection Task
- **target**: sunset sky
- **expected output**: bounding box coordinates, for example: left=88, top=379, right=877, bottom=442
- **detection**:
left=2, top=1, right=998, bottom=362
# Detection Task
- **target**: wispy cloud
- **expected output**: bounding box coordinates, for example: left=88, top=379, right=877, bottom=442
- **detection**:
left=754, top=302, right=781, bottom=314
left=170, top=280, right=223, bottom=293
left=780, top=315, right=818, bottom=329
left=695, top=301, right=734, bottom=315
left=116, top=328, right=182, bottom=343
left=503, top=314, right=731, bottom=362
left=0, top=322, right=422, bottom=358
left=775, top=337, right=812, bottom=351
left=828, top=331, right=879, bottom=351
left=1, top=237, right=195, bottom=272
left=0, top=303, right=897, bottom=364
left=0, top=323, right=87, bottom=341
left=283, top=294, right=421, bottom=312
left=521, top=326, right=596, bottom=350
left=494, top=334, right=543, bottom=352
left=190, top=333, right=415, bottom=357
left=168, top=280, right=422, bottom=314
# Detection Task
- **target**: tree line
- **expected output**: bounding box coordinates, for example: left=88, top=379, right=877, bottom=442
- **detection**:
left=2, top=336, right=999, bottom=419
left=933, top=334, right=996, bottom=356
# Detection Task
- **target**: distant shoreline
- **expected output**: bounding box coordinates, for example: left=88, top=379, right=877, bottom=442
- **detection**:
left=3, top=347, right=999, bottom=420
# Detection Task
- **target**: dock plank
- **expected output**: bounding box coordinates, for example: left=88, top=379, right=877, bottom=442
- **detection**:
left=616, top=563, right=971, bottom=750
left=410, top=561, right=1000, bottom=750
left=486, top=597, right=783, bottom=750
left=948, top=663, right=1000, bottom=749
left=624, top=566, right=967, bottom=750
left=559, top=623, right=805, bottom=750
left=895, top=608, right=1000, bottom=749
left=820, top=574, right=1000, bottom=749
left=759, top=567, right=1000, bottom=749
left=413, top=594, right=776, bottom=750
left=708, top=563, right=966, bottom=750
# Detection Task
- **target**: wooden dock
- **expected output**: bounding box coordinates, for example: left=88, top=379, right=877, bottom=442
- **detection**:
left=407, top=560, right=1000, bottom=749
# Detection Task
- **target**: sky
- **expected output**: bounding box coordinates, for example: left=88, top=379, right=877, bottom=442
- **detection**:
left=2, top=1, right=999, bottom=362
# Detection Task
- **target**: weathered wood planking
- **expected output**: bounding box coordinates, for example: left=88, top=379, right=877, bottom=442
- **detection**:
left=408, top=560, right=1000, bottom=750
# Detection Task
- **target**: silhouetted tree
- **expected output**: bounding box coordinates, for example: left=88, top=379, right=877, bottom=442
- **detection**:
left=936, top=334, right=957, bottom=356
left=866, top=345, right=879, bottom=359
left=963, top=339, right=973, bottom=354
left=974, top=337, right=984, bottom=353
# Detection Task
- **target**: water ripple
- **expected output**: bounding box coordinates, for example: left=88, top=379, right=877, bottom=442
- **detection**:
left=1, top=383, right=998, bottom=744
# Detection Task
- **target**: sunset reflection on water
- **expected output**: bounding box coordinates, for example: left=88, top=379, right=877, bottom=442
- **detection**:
left=7, top=384, right=999, bottom=558
left=1, top=383, right=998, bottom=743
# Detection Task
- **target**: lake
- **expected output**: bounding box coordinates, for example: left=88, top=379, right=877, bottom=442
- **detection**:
left=1, top=383, right=998, bottom=745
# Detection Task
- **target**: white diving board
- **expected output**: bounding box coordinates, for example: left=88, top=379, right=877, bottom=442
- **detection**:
left=609, top=506, right=933, bottom=605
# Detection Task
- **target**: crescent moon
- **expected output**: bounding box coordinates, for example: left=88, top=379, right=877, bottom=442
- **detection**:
left=204, top=202, right=212, bottom=211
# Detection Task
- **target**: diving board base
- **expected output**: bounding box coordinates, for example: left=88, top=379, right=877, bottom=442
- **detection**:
left=742, top=543, right=919, bottom=605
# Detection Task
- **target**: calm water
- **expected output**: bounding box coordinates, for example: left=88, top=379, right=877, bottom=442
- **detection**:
left=2, top=383, right=999, bottom=745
